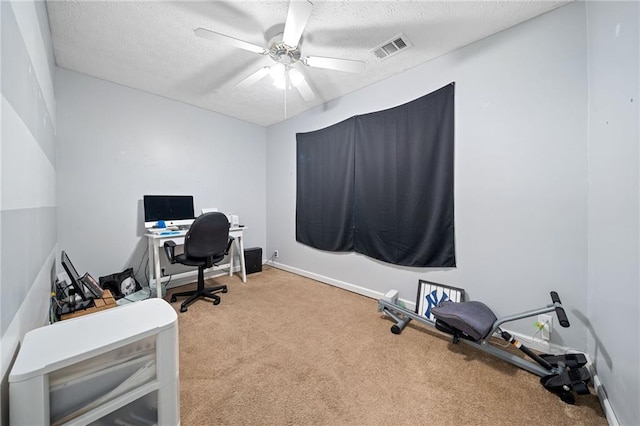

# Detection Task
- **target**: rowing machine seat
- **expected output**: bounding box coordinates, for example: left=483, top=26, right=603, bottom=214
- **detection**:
left=431, top=301, right=497, bottom=341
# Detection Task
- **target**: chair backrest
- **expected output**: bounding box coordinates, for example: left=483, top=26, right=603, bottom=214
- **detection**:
left=183, top=212, right=230, bottom=259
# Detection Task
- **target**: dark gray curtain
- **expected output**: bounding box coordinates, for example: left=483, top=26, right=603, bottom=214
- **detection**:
left=296, top=83, right=455, bottom=267
left=354, top=85, right=455, bottom=266
left=296, top=118, right=355, bottom=251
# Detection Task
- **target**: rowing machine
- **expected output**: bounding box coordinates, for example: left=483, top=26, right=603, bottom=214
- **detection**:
left=378, top=290, right=591, bottom=404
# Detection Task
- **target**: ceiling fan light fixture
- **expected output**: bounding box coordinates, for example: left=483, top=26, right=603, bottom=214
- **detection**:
left=273, top=77, right=286, bottom=90
left=270, top=63, right=285, bottom=79
left=271, top=64, right=286, bottom=89
left=288, top=68, right=305, bottom=87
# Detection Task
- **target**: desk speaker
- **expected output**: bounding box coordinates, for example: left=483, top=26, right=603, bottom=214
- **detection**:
left=244, top=247, right=262, bottom=274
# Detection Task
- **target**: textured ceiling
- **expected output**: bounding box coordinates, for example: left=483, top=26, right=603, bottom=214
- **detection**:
left=46, top=1, right=568, bottom=127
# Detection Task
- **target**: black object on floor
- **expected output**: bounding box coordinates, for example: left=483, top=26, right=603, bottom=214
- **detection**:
left=244, top=247, right=262, bottom=274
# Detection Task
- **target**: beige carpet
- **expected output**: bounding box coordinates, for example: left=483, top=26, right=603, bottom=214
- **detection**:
left=166, top=267, right=606, bottom=426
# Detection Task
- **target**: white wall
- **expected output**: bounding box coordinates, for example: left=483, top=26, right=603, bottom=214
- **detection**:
left=55, top=69, right=267, bottom=283
left=266, top=3, right=589, bottom=350
left=586, top=2, right=639, bottom=425
left=0, top=0, right=57, bottom=423
left=4, top=1, right=637, bottom=424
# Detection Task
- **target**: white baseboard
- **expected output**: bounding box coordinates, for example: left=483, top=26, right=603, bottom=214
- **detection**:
left=588, top=356, right=619, bottom=426
left=270, top=261, right=394, bottom=303
left=269, top=261, right=617, bottom=423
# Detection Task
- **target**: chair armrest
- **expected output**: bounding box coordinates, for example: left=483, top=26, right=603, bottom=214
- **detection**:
left=225, top=237, right=235, bottom=255
left=163, top=241, right=177, bottom=264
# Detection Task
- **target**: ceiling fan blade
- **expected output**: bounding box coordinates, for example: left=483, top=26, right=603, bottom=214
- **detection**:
left=294, top=77, right=315, bottom=102
left=194, top=28, right=267, bottom=55
left=282, top=0, right=313, bottom=48
left=235, top=66, right=270, bottom=88
left=304, top=56, right=365, bottom=73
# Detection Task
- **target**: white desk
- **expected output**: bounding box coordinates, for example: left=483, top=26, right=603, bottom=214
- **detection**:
left=145, top=227, right=247, bottom=297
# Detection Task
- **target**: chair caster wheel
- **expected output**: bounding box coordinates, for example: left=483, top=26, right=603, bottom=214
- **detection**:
left=180, top=306, right=188, bottom=313
left=222, top=288, right=228, bottom=293
left=170, top=295, right=177, bottom=303
left=558, top=391, right=575, bottom=404
left=213, top=299, right=221, bottom=305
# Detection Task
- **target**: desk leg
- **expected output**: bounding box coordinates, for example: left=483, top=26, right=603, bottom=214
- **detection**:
left=238, top=235, right=246, bottom=283
left=228, top=240, right=234, bottom=278
left=148, top=237, right=155, bottom=293
left=153, top=239, right=163, bottom=298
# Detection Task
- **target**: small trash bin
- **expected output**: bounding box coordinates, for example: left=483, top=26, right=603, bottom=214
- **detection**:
left=244, top=247, right=262, bottom=274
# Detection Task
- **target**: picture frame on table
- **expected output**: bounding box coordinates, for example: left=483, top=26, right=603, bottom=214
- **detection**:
left=416, top=279, right=465, bottom=321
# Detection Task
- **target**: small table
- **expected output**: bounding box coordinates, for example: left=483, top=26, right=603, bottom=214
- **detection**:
left=145, top=227, right=247, bottom=298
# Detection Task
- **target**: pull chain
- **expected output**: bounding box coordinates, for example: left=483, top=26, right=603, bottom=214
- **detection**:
left=284, top=68, right=289, bottom=119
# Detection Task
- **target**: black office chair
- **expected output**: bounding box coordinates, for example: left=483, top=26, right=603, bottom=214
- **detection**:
left=163, top=212, right=234, bottom=313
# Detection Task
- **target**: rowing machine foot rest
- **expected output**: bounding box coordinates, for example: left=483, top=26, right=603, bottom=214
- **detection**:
left=541, top=366, right=591, bottom=404
left=431, top=300, right=498, bottom=341
left=540, top=353, right=588, bottom=369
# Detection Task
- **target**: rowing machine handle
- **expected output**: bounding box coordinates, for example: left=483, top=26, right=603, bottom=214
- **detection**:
left=550, top=291, right=570, bottom=328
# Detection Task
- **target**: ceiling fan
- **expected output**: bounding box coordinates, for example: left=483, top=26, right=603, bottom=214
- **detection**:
left=194, top=0, right=365, bottom=102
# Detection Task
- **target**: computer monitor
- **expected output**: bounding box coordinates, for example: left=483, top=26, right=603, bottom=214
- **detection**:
left=60, top=250, right=88, bottom=301
left=143, top=195, right=195, bottom=228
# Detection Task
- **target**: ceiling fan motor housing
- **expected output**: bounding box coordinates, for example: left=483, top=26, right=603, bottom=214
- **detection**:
left=268, top=34, right=301, bottom=65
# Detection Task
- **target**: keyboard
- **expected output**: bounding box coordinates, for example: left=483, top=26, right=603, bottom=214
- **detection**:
left=149, top=227, right=179, bottom=234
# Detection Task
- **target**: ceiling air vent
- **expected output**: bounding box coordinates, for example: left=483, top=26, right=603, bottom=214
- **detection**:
left=371, top=33, right=412, bottom=61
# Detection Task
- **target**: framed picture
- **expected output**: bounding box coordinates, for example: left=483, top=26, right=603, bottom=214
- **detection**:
left=416, top=280, right=465, bottom=321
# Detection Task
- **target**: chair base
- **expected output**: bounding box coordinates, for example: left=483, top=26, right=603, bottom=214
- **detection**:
left=169, top=267, right=227, bottom=312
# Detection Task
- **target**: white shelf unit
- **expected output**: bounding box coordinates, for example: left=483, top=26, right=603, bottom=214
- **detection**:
left=9, top=299, right=179, bottom=425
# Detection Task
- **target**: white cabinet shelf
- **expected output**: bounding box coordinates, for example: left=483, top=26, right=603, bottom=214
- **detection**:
left=9, top=299, right=179, bottom=425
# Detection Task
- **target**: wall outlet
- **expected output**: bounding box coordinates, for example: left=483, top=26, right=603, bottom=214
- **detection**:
left=274, top=250, right=279, bottom=258
left=537, top=314, right=553, bottom=340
